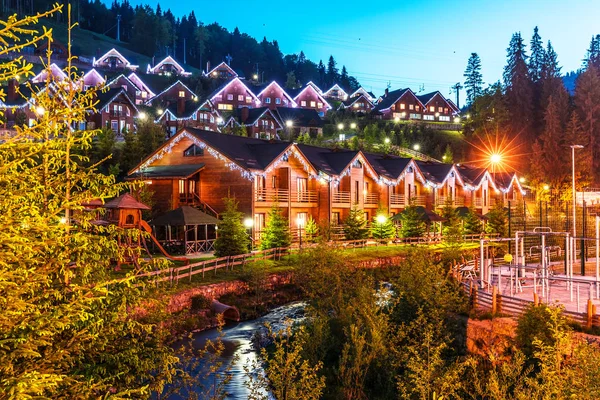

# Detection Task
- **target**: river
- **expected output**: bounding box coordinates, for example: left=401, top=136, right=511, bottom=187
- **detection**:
left=163, top=301, right=306, bottom=399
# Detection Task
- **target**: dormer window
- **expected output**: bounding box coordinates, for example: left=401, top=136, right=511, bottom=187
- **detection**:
left=184, top=144, right=204, bottom=157
left=179, top=91, right=185, bottom=98
left=352, top=160, right=363, bottom=169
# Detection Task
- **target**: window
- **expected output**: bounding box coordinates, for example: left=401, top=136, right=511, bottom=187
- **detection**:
left=297, top=177, right=308, bottom=193
left=355, top=181, right=359, bottom=203
left=178, top=180, right=186, bottom=195
left=423, top=115, right=434, bottom=121
left=119, top=120, right=125, bottom=132
left=310, top=101, right=316, bottom=107
left=111, top=120, right=118, bottom=132
left=246, top=96, right=252, bottom=103
left=272, top=176, right=277, bottom=189
left=409, top=104, right=414, bottom=110
left=416, top=105, right=420, bottom=111
left=444, top=107, right=448, bottom=113
left=297, top=212, right=308, bottom=228
left=352, top=159, right=363, bottom=169
left=125, top=214, right=134, bottom=225
left=439, top=116, right=450, bottom=122
left=265, top=98, right=271, bottom=104
left=184, top=144, right=204, bottom=157
left=317, top=102, right=323, bottom=108
left=254, top=213, right=265, bottom=231
left=275, top=98, right=281, bottom=105
left=179, top=91, right=185, bottom=98
left=218, top=103, right=233, bottom=110
left=126, top=107, right=130, bottom=116
left=429, top=106, right=435, bottom=112
left=238, top=95, right=244, bottom=101
left=227, top=94, right=234, bottom=101
left=409, top=113, right=421, bottom=119
left=210, top=115, right=215, bottom=123
left=438, top=106, right=443, bottom=112
left=192, top=112, right=197, bottom=120
left=301, top=101, right=306, bottom=107
left=400, top=103, right=406, bottom=110
left=141, top=91, right=147, bottom=99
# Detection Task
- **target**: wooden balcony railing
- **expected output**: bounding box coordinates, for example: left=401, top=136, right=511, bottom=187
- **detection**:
left=291, top=190, right=318, bottom=203
left=410, top=195, right=427, bottom=207
left=333, top=191, right=351, bottom=204
left=364, top=193, right=379, bottom=205
left=436, top=196, right=466, bottom=207
left=255, top=188, right=290, bottom=202
left=390, top=194, right=405, bottom=206
left=474, top=198, right=483, bottom=208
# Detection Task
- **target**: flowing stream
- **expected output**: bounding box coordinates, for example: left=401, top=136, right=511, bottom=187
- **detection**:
left=164, top=302, right=306, bottom=399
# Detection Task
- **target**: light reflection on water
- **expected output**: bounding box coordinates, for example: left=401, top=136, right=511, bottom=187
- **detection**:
left=164, top=302, right=306, bottom=399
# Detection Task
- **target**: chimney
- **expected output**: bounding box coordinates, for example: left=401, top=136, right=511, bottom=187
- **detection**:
left=177, top=97, right=185, bottom=116
left=384, top=88, right=389, bottom=98
left=7, top=79, right=17, bottom=102
left=240, top=106, right=249, bottom=123
left=206, top=61, right=211, bottom=74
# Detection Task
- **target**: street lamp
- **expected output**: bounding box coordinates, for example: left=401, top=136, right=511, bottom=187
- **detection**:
left=286, top=120, right=293, bottom=128
left=253, top=74, right=258, bottom=80
left=350, top=122, right=357, bottom=129
left=138, top=112, right=147, bottom=121
left=337, top=123, right=344, bottom=130
left=571, top=145, right=584, bottom=239
left=244, top=218, right=254, bottom=249
left=157, top=108, right=163, bottom=115
left=384, top=138, right=390, bottom=144
left=296, top=216, right=305, bottom=249
left=35, top=106, right=45, bottom=116
left=490, top=153, right=502, bottom=180
left=413, top=144, right=420, bottom=151
left=394, top=117, right=400, bottom=123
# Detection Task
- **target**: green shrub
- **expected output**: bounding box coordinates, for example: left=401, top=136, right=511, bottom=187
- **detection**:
left=190, top=294, right=212, bottom=311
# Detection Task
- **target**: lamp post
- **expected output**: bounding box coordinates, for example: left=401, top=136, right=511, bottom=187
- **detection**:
left=375, top=214, right=387, bottom=240
left=296, top=216, right=305, bottom=250
left=243, top=217, right=254, bottom=249
left=571, top=145, right=584, bottom=239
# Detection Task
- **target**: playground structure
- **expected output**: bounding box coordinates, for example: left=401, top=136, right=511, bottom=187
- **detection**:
left=470, top=216, right=600, bottom=315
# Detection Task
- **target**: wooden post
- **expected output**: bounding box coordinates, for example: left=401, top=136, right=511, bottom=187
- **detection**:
left=492, top=285, right=498, bottom=315
left=587, top=299, right=594, bottom=329
left=189, top=263, right=193, bottom=282
left=534, top=292, right=539, bottom=306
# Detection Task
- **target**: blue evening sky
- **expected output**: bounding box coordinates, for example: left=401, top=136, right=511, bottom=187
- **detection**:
left=125, top=0, right=597, bottom=100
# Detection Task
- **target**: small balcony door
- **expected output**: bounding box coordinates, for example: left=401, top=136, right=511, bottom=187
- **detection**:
left=297, top=177, right=308, bottom=202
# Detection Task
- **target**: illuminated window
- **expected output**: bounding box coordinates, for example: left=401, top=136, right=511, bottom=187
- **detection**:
left=416, top=105, right=420, bottom=111
left=238, top=95, right=244, bottom=101
left=301, top=101, right=306, bottom=107
left=429, top=106, right=435, bottom=112
left=265, top=98, right=271, bottom=104
left=317, top=102, right=323, bottom=108
left=409, top=104, right=414, bottom=110
left=178, top=91, right=185, bottom=98
left=310, top=101, right=316, bottom=107
left=227, top=94, right=233, bottom=101
left=275, top=98, right=281, bottom=105
left=218, top=103, right=233, bottom=110
left=438, top=106, right=443, bottom=112
left=141, top=91, right=147, bottom=98
left=444, top=107, right=448, bottom=113
left=400, top=103, right=406, bottom=110
left=246, top=96, right=252, bottom=103
left=184, top=144, right=204, bottom=157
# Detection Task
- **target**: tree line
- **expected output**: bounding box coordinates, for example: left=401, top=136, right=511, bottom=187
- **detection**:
left=462, top=27, right=600, bottom=192
left=21, top=1, right=360, bottom=90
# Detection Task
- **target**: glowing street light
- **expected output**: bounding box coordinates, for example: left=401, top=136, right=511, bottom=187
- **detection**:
left=138, top=112, right=147, bottom=120
left=157, top=108, right=164, bottom=115
left=376, top=214, right=387, bottom=224
left=543, top=184, right=550, bottom=191
left=519, top=177, right=526, bottom=183
left=243, top=218, right=253, bottom=229
left=453, top=117, right=461, bottom=123
left=337, top=123, right=344, bottom=130
left=296, top=216, right=306, bottom=249
left=216, top=117, right=224, bottom=124
left=286, top=120, right=293, bottom=128
left=35, top=106, right=45, bottom=116
left=413, top=144, right=420, bottom=151
left=384, top=138, right=390, bottom=144
left=350, top=122, right=357, bottom=129
left=394, top=117, right=400, bottom=123
left=253, top=74, right=259, bottom=80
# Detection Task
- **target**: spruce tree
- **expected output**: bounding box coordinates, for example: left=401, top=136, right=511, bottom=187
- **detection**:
left=370, top=207, right=396, bottom=239
left=564, top=112, right=593, bottom=188
left=260, top=205, right=291, bottom=249
left=304, top=215, right=319, bottom=243
left=214, top=197, right=250, bottom=256
left=317, top=59, right=326, bottom=87
left=463, top=207, right=483, bottom=235
left=340, top=65, right=350, bottom=91
left=529, top=26, right=545, bottom=83
left=463, top=52, right=483, bottom=105
left=440, top=198, right=462, bottom=242
left=399, top=204, right=426, bottom=238
left=285, top=71, right=298, bottom=89
left=486, top=202, right=508, bottom=237
left=574, top=66, right=600, bottom=181
left=442, top=144, right=454, bottom=163
left=584, top=34, right=600, bottom=69
left=326, top=55, right=338, bottom=87
left=343, top=205, right=369, bottom=240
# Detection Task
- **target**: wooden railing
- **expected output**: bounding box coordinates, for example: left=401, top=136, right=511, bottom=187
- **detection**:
left=474, top=198, right=483, bottom=208
left=390, top=194, right=405, bottom=206
left=255, top=188, right=290, bottom=202
left=364, top=193, right=379, bottom=205
left=291, top=190, right=318, bottom=203
left=410, top=195, right=427, bottom=206
left=436, top=196, right=466, bottom=207
left=333, top=191, right=351, bottom=204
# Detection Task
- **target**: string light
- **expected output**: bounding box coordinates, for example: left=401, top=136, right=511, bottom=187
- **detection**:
left=148, top=55, right=191, bottom=76
left=93, top=48, right=139, bottom=70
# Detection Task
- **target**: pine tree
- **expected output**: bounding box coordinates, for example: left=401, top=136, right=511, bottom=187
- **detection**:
left=463, top=52, right=483, bottom=105
left=486, top=202, right=508, bottom=237
left=564, top=112, right=593, bottom=188
left=343, top=205, right=369, bottom=240
left=260, top=205, right=291, bottom=249
left=574, top=66, right=600, bottom=181
left=326, top=55, right=338, bottom=87
left=462, top=207, right=483, bottom=235
left=399, top=204, right=426, bottom=238
left=317, top=60, right=326, bottom=87
left=540, top=41, right=564, bottom=106
left=340, top=65, right=350, bottom=91
left=529, top=26, right=545, bottom=83
left=440, top=198, right=462, bottom=242
left=442, top=144, right=453, bottom=163
left=285, top=71, right=298, bottom=89
left=214, top=197, right=250, bottom=256
left=304, top=215, right=319, bottom=243
left=370, top=207, right=396, bottom=239
left=584, top=34, right=600, bottom=69
left=503, top=32, right=534, bottom=141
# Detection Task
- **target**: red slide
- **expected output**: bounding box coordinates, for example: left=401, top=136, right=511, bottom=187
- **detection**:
left=140, top=220, right=189, bottom=263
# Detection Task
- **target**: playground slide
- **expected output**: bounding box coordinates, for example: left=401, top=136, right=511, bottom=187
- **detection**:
left=140, top=220, right=189, bottom=263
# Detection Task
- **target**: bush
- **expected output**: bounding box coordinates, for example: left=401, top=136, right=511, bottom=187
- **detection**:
left=190, top=294, right=212, bottom=311
left=516, top=304, right=569, bottom=360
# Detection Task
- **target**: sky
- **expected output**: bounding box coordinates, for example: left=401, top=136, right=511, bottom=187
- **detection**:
left=123, top=0, right=599, bottom=102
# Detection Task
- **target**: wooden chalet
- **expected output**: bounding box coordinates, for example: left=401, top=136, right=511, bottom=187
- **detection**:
left=492, top=172, right=526, bottom=205
left=31, top=63, right=68, bottom=84
left=223, top=107, right=283, bottom=139
left=0, top=81, right=40, bottom=129
left=323, top=84, right=349, bottom=101
left=350, top=87, right=376, bottom=102
left=205, top=61, right=238, bottom=79
left=417, top=91, right=457, bottom=122
left=254, top=81, right=296, bottom=109
left=93, top=48, right=138, bottom=71
left=144, top=79, right=196, bottom=108
left=147, top=56, right=192, bottom=77
left=372, top=88, right=425, bottom=121
left=416, top=161, right=467, bottom=209
left=290, top=84, right=331, bottom=117
left=107, top=73, right=152, bottom=105
left=338, top=94, right=374, bottom=113
left=80, top=69, right=105, bottom=90
left=209, top=77, right=260, bottom=111
left=86, top=88, right=138, bottom=135
left=275, top=107, right=324, bottom=137
left=156, top=99, right=221, bottom=137
left=456, top=165, right=495, bottom=215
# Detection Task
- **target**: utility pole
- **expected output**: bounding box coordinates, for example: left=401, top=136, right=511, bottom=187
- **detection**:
left=183, top=38, right=186, bottom=64
left=116, top=14, right=121, bottom=42
left=451, top=82, right=463, bottom=108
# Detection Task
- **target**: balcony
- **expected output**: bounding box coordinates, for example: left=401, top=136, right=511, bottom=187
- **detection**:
left=291, top=190, right=318, bottom=204
left=390, top=194, right=405, bottom=206
left=411, top=195, right=427, bottom=207
left=255, top=188, right=290, bottom=203
left=332, top=191, right=351, bottom=205
left=436, top=196, right=466, bottom=207
left=364, top=192, right=379, bottom=205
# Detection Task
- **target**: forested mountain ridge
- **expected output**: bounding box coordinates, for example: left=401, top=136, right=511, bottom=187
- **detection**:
left=8, top=0, right=360, bottom=90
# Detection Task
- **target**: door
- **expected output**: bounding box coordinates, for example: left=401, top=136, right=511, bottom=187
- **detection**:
left=297, top=177, right=308, bottom=202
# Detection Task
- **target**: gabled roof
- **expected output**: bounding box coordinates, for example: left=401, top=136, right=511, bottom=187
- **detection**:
left=305, top=81, right=323, bottom=94
left=208, top=77, right=259, bottom=103
left=456, top=165, right=490, bottom=188
left=80, top=69, right=105, bottom=86
left=157, top=99, right=215, bottom=121
left=373, top=88, right=424, bottom=112
left=339, top=94, right=374, bottom=109
left=417, top=91, right=455, bottom=111
left=206, top=61, right=237, bottom=78
left=295, top=145, right=378, bottom=180
left=31, top=63, right=68, bottom=83
left=126, top=72, right=157, bottom=98
left=350, top=87, right=375, bottom=101
left=447, top=98, right=460, bottom=113
left=274, top=107, right=324, bottom=128
left=291, top=84, right=332, bottom=109
left=226, top=107, right=282, bottom=128
left=363, top=153, right=421, bottom=182
left=416, top=161, right=464, bottom=187
left=94, top=87, right=138, bottom=113
left=323, top=83, right=348, bottom=98
left=147, top=56, right=191, bottom=77
left=492, top=171, right=525, bottom=194
left=254, top=81, right=297, bottom=106
left=146, top=79, right=196, bottom=104
left=0, top=82, right=44, bottom=107
left=93, top=48, right=138, bottom=70
left=103, top=193, right=150, bottom=210
left=128, top=164, right=205, bottom=179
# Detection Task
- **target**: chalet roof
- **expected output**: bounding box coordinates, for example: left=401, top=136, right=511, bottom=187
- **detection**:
left=416, top=91, right=439, bottom=105
left=493, top=171, right=519, bottom=191
left=135, top=73, right=180, bottom=97
left=148, top=79, right=196, bottom=104
left=206, top=61, right=237, bottom=77
left=165, top=99, right=212, bottom=119
left=186, top=128, right=289, bottom=170
left=253, top=81, right=296, bottom=105
left=363, top=153, right=413, bottom=180
left=229, top=107, right=280, bottom=127
left=323, top=83, right=348, bottom=97
left=415, top=161, right=454, bottom=184
left=1, top=83, right=43, bottom=106
left=95, top=87, right=138, bottom=112
left=148, top=55, right=190, bottom=76
left=456, top=164, right=488, bottom=187
left=296, top=144, right=358, bottom=175
left=208, top=77, right=258, bottom=102
left=103, top=193, right=150, bottom=210
left=274, top=107, right=324, bottom=128
left=373, top=88, right=413, bottom=112
left=150, top=206, right=218, bottom=227
left=128, top=164, right=205, bottom=179
left=289, top=84, right=332, bottom=109
left=340, top=94, right=373, bottom=108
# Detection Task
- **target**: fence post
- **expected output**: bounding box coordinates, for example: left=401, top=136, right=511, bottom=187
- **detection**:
left=533, top=292, right=539, bottom=306
left=492, top=285, right=498, bottom=314
left=587, top=299, right=594, bottom=329
left=189, top=263, right=193, bottom=282
left=202, top=261, right=205, bottom=278
left=472, top=283, right=478, bottom=309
